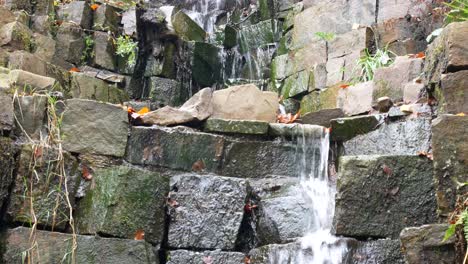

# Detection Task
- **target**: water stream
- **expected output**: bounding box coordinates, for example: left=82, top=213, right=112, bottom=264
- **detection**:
left=269, top=125, right=348, bottom=264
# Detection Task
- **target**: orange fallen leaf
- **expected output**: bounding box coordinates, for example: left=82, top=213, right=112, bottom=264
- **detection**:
left=69, top=67, right=80, bottom=73
left=137, top=107, right=149, bottom=115
left=277, top=112, right=300, bottom=124
left=33, top=146, right=43, bottom=159
left=82, top=166, right=93, bottom=181
left=90, top=4, right=100, bottom=11
left=134, top=229, right=145, bottom=240
left=415, top=52, right=425, bottom=59
left=244, top=256, right=251, bottom=264
left=382, top=165, right=392, bottom=176
left=339, top=84, right=350, bottom=89
left=456, top=113, right=466, bottom=116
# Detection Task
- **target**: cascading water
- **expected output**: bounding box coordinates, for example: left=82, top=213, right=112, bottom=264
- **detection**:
left=269, top=125, right=348, bottom=264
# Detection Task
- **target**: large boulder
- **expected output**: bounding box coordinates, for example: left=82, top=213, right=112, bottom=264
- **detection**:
left=6, top=145, right=80, bottom=230
left=424, top=21, right=468, bottom=85
left=432, top=115, right=468, bottom=217
left=334, top=155, right=437, bottom=239
left=126, top=126, right=225, bottom=172
left=8, top=50, right=47, bottom=76
left=211, top=84, right=278, bottom=123
left=9, top=69, right=57, bottom=91
left=0, top=138, right=19, bottom=222
left=373, top=57, right=423, bottom=102
left=76, top=166, right=169, bottom=244
left=93, top=31, right=117, bottom=71
left=3, top=227, right=158, bottom=263
left=60, top=99, right=128, bottom=157
left=141, top=87, right=213, bottom=126
left=300, top=85, right=340, bottom=115
left=400, top=224, right=456, bottom=264
left=342, top=118, right=432, bottom=156
left=167, top=174, right=247, bottom=250
left=70, top=72, right=128, bottom=103
left=53, top=22, right=85, bottom=68
left=166, top=250, right=245, bottom=264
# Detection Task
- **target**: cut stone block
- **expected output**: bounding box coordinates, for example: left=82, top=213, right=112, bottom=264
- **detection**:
left=148, top=77, right=183, bottom=107
left=13, top=95, right=47, bottom=140
left=300, top=85, right=340, bottom=115
left=3, top=227, right=158, bottom=264
left=204, top=118, right=269, bottom=135
left=93, top=31, right=117, bottom=71
left=8, top=50, right=47, bottom=76
left=348, top=239, right=405, bottom=264
left=57, top=1, right=93, bottom=29
left=93, top=3, right=122, bottom=33
left=76, top=165, right=169, bottom=244
left=126, top=126, right=225, bottom=172
left=437, top=71, right=468, bottom=114
left=301, top=108, right=344, bottom=127
left=403, top=82, right=423, bottom=103
left=70, top=72, right=128, bottom=104
left=334, top=155, right=437, bottom=239
left=53, top=22, right=85, bottom=67
left=280, top=70, right=311, bottom=99
left=432, top=115, right=468, bottom=217
left=167, top=250, right=245, bottom=264
left=60, top=99, right=128, bottom=157
left=167, top=174, right=247, bottom=250
left=32, top=33, right=56, bottom=63
left=172, top=10, right=206, bottom=42
left=7, top=145, right=80, bottom=230
left=330, top=115, right=384, bottom=141
left=337, top=81, right=374, bottom=116
left=342, top=118, right=432, bottom=156
left=400, top=224, right=456, bottom=264
left=9, top=69, right=57, bottom=91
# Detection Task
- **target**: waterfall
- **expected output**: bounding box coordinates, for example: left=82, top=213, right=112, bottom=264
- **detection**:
left=269, top=125, right=348, bottom=264
left=186, top=0, right=224, bottom=34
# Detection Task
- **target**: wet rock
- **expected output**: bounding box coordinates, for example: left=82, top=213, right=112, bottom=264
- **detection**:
left=437, top=70, right=468, bottom=114
left=238, top=20, right=280, bottom=53
left=172, top=10, right=206, bottom=42
left=57, top=1, right=93, bottom=29
left=376, top=96, right=393, bottom=113
left=301, top=108, right=344, bottom=127
left=168, top=174, right=247, bottom=250
left=53, top=23, right=85, bottom=67
left=280, top=70, right=311, bottom=99
left=60, top=99, right=128, bottom=157
left=250, top=177, right=311, bottom=245
left=93, top=4, right=122, bottom=33
left=0, top=21, right=34, bottom=52
left=330, top=115, right=384, bottom=141
left=76, top=165, right=168, bottom=244
left=142, top=87, right=213, bottom=126
left=0, top=95, right=14, bottom=131
left=166, top=250, right=245, bottom=264
left=7, top=145, right=80, bottom=230
left=191, top=42, right=223, bottom=87
left=349, top=239, right=405, bottom=264
left=249, top=242, right=305, bottom=264
left=70, top=72, right=128, bottom=103
left=93, top=31, right=117, bottom=71
left=400, top=224, right=455, bottom=264
left=337, top=81, right=374, bottom=116
left=148, top=77, right=182, bottom=107
left=374, top=57, right=423, bottom=102
left=8, top=50, right=47, bottom=76
left=424, top=21, right=468, bottom=85
left=342, top=118, right=432, bottom=155
left=204, top=118, right=269, bottom=135
left=0, top=138, right=18, bottom=220
left=3, top=227, right=158, bottom=263
left=334, top=155, right=437, bottom=239
left=211, top=84, right=278, bottom=123
left=13, top=95, right=47, bottom=140
left=126, top=126, right=225, bottom=172
left=300, top=85, right=340, bottom=115
left=267, top=123, right=324, bottom=138
left=432, top=115, right=468, bottom=217
left=9, top=69, right=57, bottom=91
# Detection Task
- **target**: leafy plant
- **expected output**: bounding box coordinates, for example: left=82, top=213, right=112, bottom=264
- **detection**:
left=315, top=32, right=335, bottom=41
left=114, top=35, right=138, bottom=67
left=355, top=48, right=394, bottom=82
left=81, top=34, right=95, bottom=64
left=444, top=0, right=468, bottom=25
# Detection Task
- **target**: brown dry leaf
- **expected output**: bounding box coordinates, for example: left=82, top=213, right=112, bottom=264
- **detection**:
left=382, top=165, right=392, bottom=176
left=192, top=159, right=206, bottom=172
left=90, top=4, right=100, bottom=11
left=82, top=166, right=93, bottom=181
left=137, top=107, right=150, bottom=115
left=339, top=84, right=350, bottom=89
left=134, top=229, right=145, bottom=240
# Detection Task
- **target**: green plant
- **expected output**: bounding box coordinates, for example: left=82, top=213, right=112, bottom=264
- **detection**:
left=355, top=48, right=394, bottom=82
left=81, top=34, right=95, bottom=64
left=315, top=32, right=335, bottom=41
left=444, top=0, right=468, bottom=24
left=114, top=35, right=138, bottom=67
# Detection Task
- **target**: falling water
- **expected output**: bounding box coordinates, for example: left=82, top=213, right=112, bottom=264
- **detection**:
left=269, top=125, right=348, bottom=264
left=186, top=0, right=224, bottom=34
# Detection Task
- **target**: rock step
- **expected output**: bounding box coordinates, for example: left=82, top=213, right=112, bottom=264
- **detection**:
left=126, top=125, right=327, bottom=179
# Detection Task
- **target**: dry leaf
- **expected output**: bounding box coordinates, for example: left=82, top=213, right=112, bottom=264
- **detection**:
left=137, top=107, right=150, bottom=115
left=134, top=229, right=145, bottom=240
left=90, top=4, right=100, bottom=11
left=277, top=112, right=300, bottom=124
left=69, top=67, right=80, bottom=73
left=82, top=166, right=93, bottom=181
left=339, top=84, right=350, bottom=89
left=192, top=160, right=206, bottom=172
left=382, top=165, right=392, bottom=176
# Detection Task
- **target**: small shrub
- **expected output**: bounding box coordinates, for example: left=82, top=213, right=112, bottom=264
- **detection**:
left=81, top=34, right=95, bottom=64
left=114, top=35, right=138, bottom=67
left=355, top=48, right=394, bottom=82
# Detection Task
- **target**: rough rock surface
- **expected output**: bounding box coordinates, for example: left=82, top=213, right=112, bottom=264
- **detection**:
left=342, top=118, right=432, bottom=155
left=76, top=166, right=169, bottom=244
left=331, top=115, right=384, bottom=141
left=438, top=70, right=468, bottom=114
left=0, top=95, right=14, bottom=132
left=126, top=126, right=224, bottom=172
left=70, top=72, right=128, bottom=104
left=211, top=84, right=278, bottom=123
left=432, top=115, right=468, bottom=217
left=334, top=155, right=437, bottom=238
left=3, top=227, right=157, bottom=264
left=204, top=118, right=269, bottom=135
left=9, top=69, right=56, bottom=91
left=336, top=81, right=374, bottom=116
left=0, top=138, right=18, bottom=220
left=400, top=224, right=456, bottom=264
left=348, top=239, right=405, bottom=264
left=166, top=250, right=245, bottom=264
left=301, top=108, right=344, bottom=127
left=60, top=99, right=128, bottom=157
left=167, top=174, right=247, bottom=250
left=13, top=95, right=47, bottom=140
